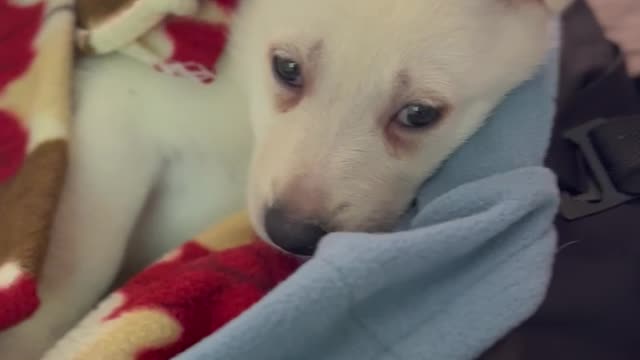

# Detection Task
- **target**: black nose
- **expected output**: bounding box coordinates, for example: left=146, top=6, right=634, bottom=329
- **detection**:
left=264, top=205, right=327, bottom=256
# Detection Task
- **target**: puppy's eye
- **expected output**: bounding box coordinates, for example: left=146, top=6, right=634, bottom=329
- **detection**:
left=394, top=104, right=442, bottom=129
left=272, top=54, right=303, bottom=88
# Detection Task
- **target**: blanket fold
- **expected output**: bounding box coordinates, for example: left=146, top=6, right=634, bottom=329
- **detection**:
left=175, top=171, right=558, bottom=360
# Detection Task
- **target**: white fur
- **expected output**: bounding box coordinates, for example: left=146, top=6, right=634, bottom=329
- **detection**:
left=0, top=0, right=570, bottom=358
left=0, top=262, right=22, bottom=289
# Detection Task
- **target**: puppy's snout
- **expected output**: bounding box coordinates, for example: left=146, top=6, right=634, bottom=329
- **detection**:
left=264, top=205, right=327, bottom=256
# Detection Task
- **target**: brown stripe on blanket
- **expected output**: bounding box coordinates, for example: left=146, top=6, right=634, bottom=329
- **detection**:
left=0, top=140, right=67, bottom=276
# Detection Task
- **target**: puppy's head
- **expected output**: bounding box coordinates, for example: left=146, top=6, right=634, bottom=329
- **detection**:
left=230, top=0, right=571, bottom=255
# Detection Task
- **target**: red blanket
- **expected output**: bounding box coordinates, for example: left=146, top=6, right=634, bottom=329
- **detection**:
left=0, top=1, right=300, bottom=358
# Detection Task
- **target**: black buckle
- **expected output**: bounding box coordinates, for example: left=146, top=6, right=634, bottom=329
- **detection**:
left=560, top=117, right=639, bottom=220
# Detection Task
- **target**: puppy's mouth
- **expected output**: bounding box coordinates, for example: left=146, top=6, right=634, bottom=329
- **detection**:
left=248, top=175, right=411, bottom=256
left=253, top=204, right=403, bottom=257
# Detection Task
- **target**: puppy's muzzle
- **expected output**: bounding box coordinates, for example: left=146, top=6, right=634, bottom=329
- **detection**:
left=264, top=205, right=327, bottom=256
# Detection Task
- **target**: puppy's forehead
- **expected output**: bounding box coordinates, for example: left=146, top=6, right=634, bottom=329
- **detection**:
left=266, top=0, right=497, bottom=70
left=267, top=0, right=488, bottom=36
left=256, top=0, right=548, bottom=100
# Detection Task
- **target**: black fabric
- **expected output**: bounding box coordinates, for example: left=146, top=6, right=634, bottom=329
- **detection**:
left=549, top=0, right=640, bottom=195
left=589, top=115, right=640, bottom=194
left=480, top=1, right=640, bottom=359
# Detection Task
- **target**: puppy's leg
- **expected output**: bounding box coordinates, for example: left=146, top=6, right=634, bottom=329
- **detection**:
left=0, top=99, right=162, bottom=359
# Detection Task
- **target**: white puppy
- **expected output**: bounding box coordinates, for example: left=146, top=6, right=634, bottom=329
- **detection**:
left=0, top=0, right=572, bottom=358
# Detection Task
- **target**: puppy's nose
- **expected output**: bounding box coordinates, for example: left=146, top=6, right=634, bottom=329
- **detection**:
left=264, top=205, right=327, bottom=256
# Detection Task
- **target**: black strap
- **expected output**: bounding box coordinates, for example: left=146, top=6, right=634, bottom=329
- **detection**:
left=546, top=7, right=640, bottom=220
left=590, top=115, right=640, bottom=194
left=548, top=57, right=640, bottom=193
left=559, top=115, right=640, bottom=219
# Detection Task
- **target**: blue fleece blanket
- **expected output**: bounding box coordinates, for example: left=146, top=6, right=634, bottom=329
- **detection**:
left=176, top=49, right=560, bottom=360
